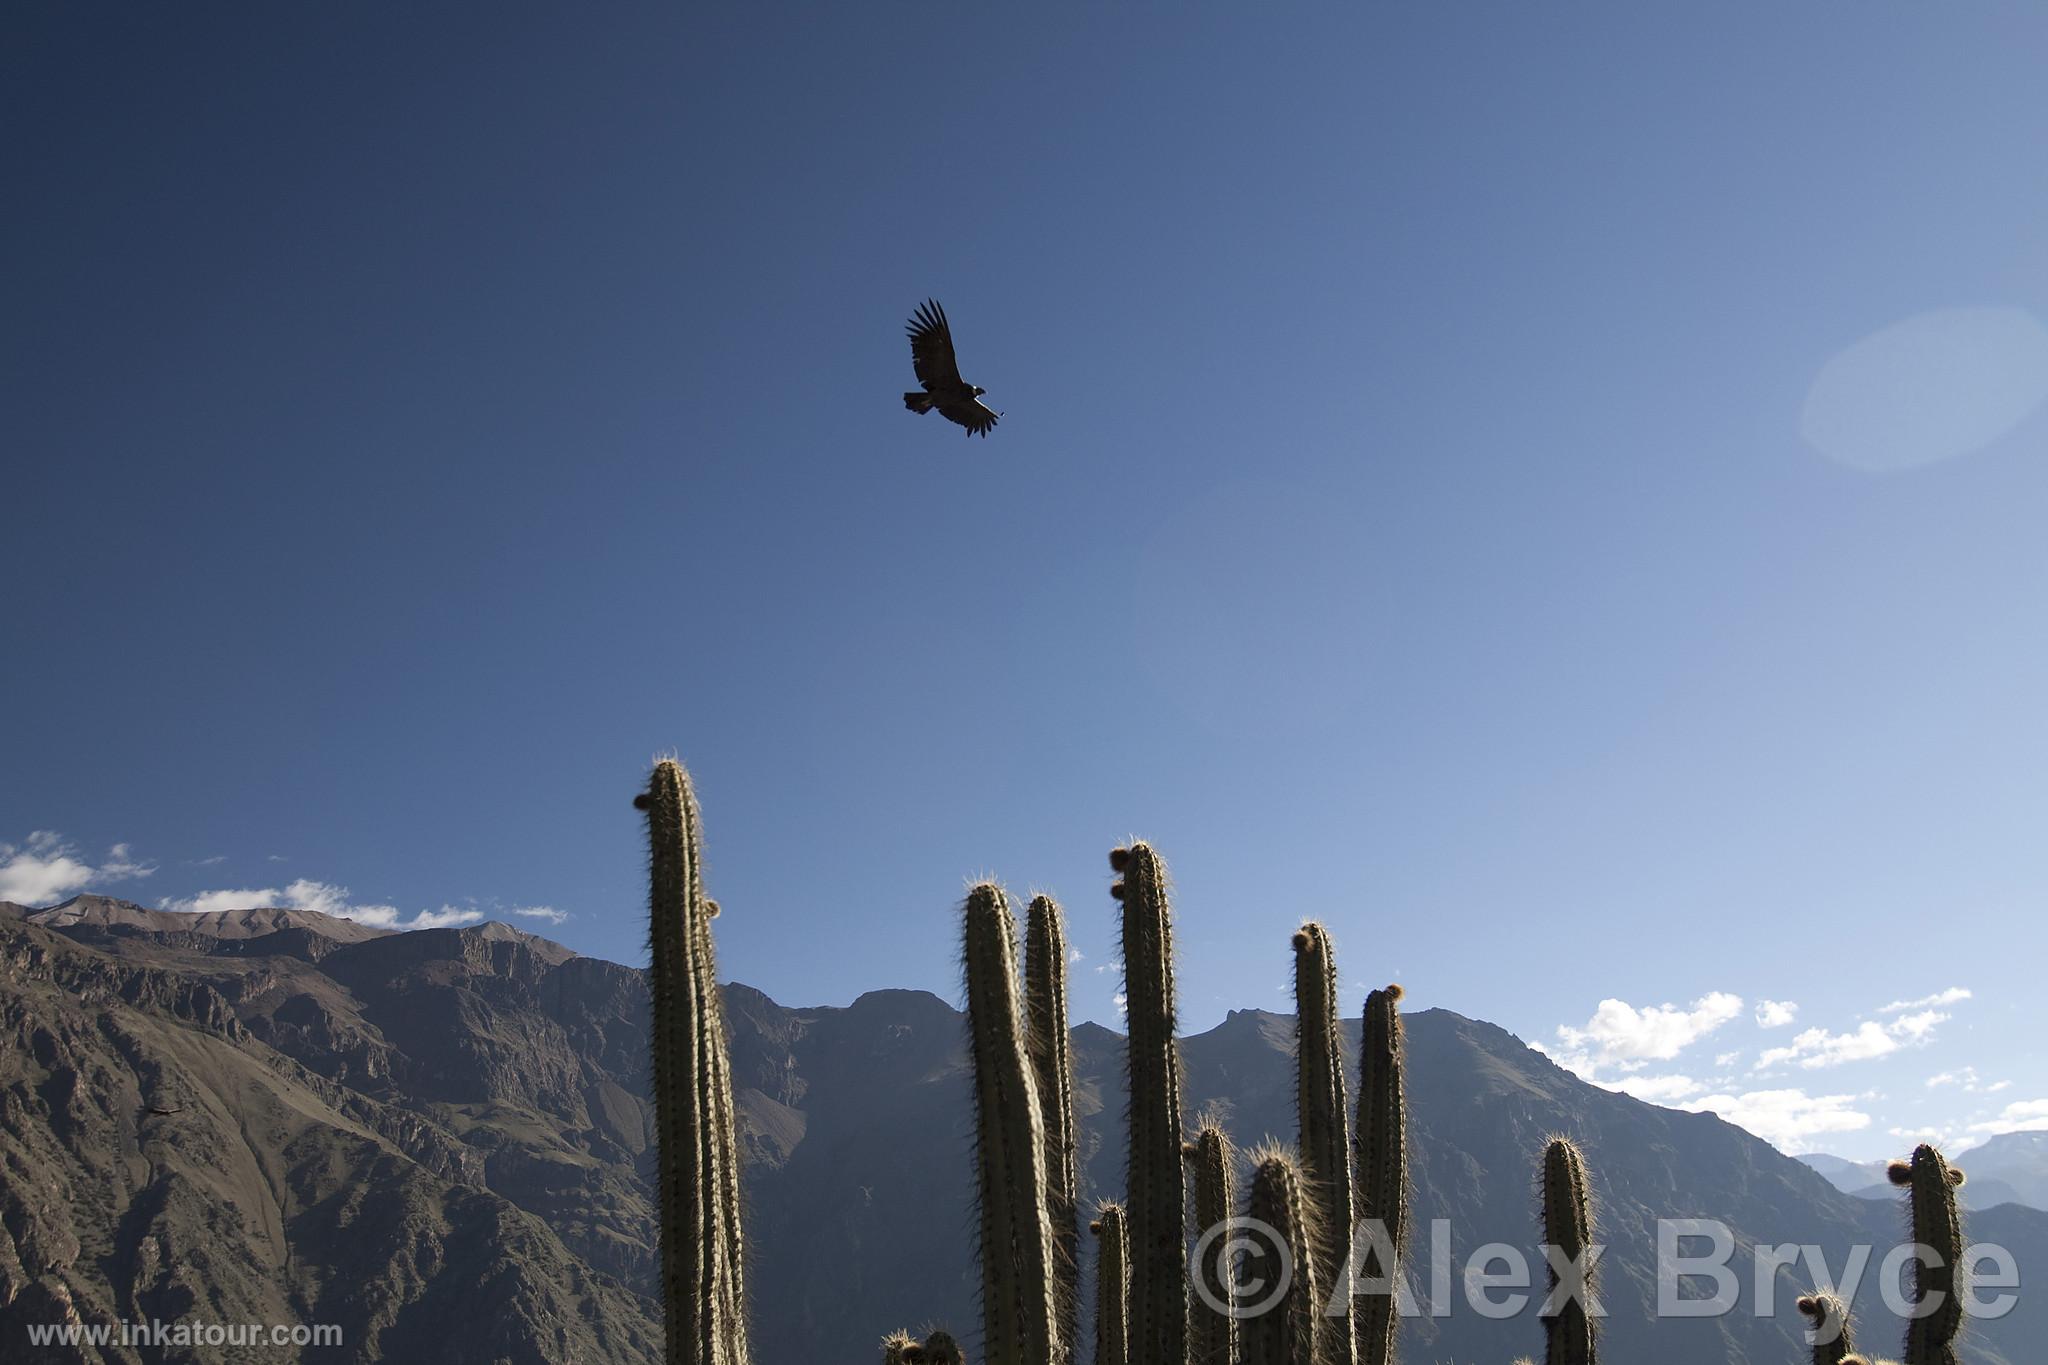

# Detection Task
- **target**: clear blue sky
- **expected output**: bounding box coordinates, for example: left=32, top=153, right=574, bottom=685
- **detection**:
left=8, top=5, right=2047, bottom=1158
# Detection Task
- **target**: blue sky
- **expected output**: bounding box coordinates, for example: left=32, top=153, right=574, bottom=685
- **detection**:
left=8, top=5, right=2048, bottom=1159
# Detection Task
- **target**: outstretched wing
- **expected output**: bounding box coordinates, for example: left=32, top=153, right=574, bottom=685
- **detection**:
left=937, top=396, right=1000, bottom=437
left=906, top=299, right=965, bottom=392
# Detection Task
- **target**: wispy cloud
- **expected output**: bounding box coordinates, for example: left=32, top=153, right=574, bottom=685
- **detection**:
left=1969, top=1099, right=2048, bottom=1137
left=1877, top=987, right=1971, bottom=1014
left=159, top=878, right=484, bottom=931
left=1755, top=1012, right=1950, bottom=1071
left=1548, top=992, right=1743, bottom=1076
left=512, top=906, right=568, bottom=927
left=1754, top=1000, right=1799, bottom=1029
left=0, top=831, right=157, bottom=906
left=1678, top=1088, right=1872, bottom=1151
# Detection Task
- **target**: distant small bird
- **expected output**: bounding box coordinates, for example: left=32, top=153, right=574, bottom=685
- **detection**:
left=146, top=1105, right=183, bottom=1116
left=903, top=299, right=1001, bottom=437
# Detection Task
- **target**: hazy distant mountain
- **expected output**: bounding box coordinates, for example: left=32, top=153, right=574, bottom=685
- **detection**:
left=3, top=896, right=2041, bottom=1363
left=1799, top=1136, right=2047, bottom=1213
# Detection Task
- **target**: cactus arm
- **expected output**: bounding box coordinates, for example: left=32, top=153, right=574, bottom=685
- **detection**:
left=638, top=760, right=750, bottom=1365
left=1540, top=1137, right=1598, bottom=1365
left=1240, top=1147, right=1321, bottom=1365
left=1110, top=843, right=1189, bottom=1365
left=1354, top=984, right=1408, bottom=1365
left=1186, top=1125, right=1238, bottom=1365
left=1890, top=1145, right=1966, bottom=1365
left=1293, top=923, right=1357, bottom=1365
left=1797, top=1291, right=1858, bottom=1365
left=1026, top=894, right=1081, bottom=1355
left=1092, top=1203, right=1131, bottom=1365
left=962, top=883, right=1063, bottom=1365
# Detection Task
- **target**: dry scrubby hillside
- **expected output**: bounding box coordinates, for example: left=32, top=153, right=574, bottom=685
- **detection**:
left=1, top=895, right=2041, bottom=1363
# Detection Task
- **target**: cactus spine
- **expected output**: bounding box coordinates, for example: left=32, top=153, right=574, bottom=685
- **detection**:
left=1185, top=1124, right=1237, bottom=1365
left=1240, top=1147, right=1320, bottom=1365
left=1025, top=894, right=1081, bottom=1355
left=1889, top=1144, right=1966, bottom=1365
left=1109, top=843, right=1188, bottom=1365
left=1091, top=1203, right=1130, bottom=1365
left=1293, top=922, right=1357, bottom=1365
left=961, top=882, right=1063, bottom=1365
left=1540, top=1137, right=1598, bottom=1365
left=638, top=760, right=750, bottom=1365
left=1354, top=983, right=1408, bottom=1365
left=1797, top=1292, right=1858, bottom=1365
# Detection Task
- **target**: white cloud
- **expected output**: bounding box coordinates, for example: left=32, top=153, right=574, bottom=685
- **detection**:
left=1754, top=1012, right=1950, bottom=1071
left=1986, top=1080, right=2012, bottom=1094
left=1111, top=992, right=1128, bottom=1016
left=1679, top=1088, right=1872, bottom=1151
left=512, top=906, right=569, bottom=927
left=1755, top=1000, right=1800, bottom=1029
left=1551, top=992, right=1743, bottom=1076
left=1969, top=1099, right=2048, bottom=1137
left=1877, top=987, right=1972, bottom=1014
left=1926, top=1069, right=1971, bottom=1090
left=0, top=831, right=157, bottom=906
left=1715, top=1051, right=1743, bottom=1068
left=159, top=878, right=481, bottom=931
left=1889, top=1124, right=1966, bottom=1149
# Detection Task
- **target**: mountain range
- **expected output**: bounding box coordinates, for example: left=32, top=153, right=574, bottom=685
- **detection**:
left=1800, top=1133, right=2048, bottom=1214
left=2, top=894, right=2041, bottom=1363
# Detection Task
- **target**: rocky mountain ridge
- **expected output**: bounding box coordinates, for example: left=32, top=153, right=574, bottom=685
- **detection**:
left=2, top=896, right=2041, bottom=1363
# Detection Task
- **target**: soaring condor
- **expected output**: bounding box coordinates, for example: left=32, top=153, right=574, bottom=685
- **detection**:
left=902, top=299, right=1001, bottom=437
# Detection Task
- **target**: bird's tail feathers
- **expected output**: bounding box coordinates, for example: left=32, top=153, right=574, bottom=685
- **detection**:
left=903, top=391, right=935, bottom=414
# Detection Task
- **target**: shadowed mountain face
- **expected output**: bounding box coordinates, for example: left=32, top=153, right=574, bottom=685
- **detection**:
left=2, top=898, right=2040, bottom=1364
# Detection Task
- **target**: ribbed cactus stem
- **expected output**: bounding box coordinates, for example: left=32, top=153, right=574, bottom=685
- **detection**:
left=1109, top=843, right=1188, bottom=1365
left=1091, top=1203, right=1129, bottom=1365
left=1354, top=984, right=1407, bottom=1365
left=1185, top=1125, right=1237, bottom=1365
left=1025, top=894, right=1080, bottom=1355
left=638, top=760, right=750, bottom=1365
left=1241, top=1147, right=1320, bottom=1365
left=961, top=882, right=1062, bottom=1365
left=1540, top=1137, right=1597, bottom=1365
left=1292, top=922, right=1356, bottom=1365
left=1798, top=1292, right=1858, bottom=1365
left=1889, top=1144, right=1966, bottom=1365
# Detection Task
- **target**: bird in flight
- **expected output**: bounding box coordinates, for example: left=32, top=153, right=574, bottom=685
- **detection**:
left=903, top=299, right=1000, bottom=437
left=146, top=1105, right=184, bottom=1116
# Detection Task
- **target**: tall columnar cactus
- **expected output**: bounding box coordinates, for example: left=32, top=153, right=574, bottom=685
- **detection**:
left=1797, top=1291, right=1858, bottom=1365
left=637, top=760, right=750, bottom=1365
left=1292, top=922, right=1356, bottom=1365
left=1889, top=1144, right=1967, bottom=1365
left=1354, top=983, right=1408, bottom=1365
left=1540, top=1137, right=1598, bottom=1365
left=961, top=883, right=1063, bottom=1365
left=1091, top=1203, right=1130, bottom=1365
left=1025, top=894, right=1080, bottom=1354
left=1185, top=1123, right=1238, bottom=1365
left=1240, top=1147, right=1320, bottom=1365
left=1109, top=842, right=1188, bottom=1365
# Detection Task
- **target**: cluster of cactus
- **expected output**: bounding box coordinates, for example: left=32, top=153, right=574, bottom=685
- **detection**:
left=635, top=770, right=1974, bottom=1365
